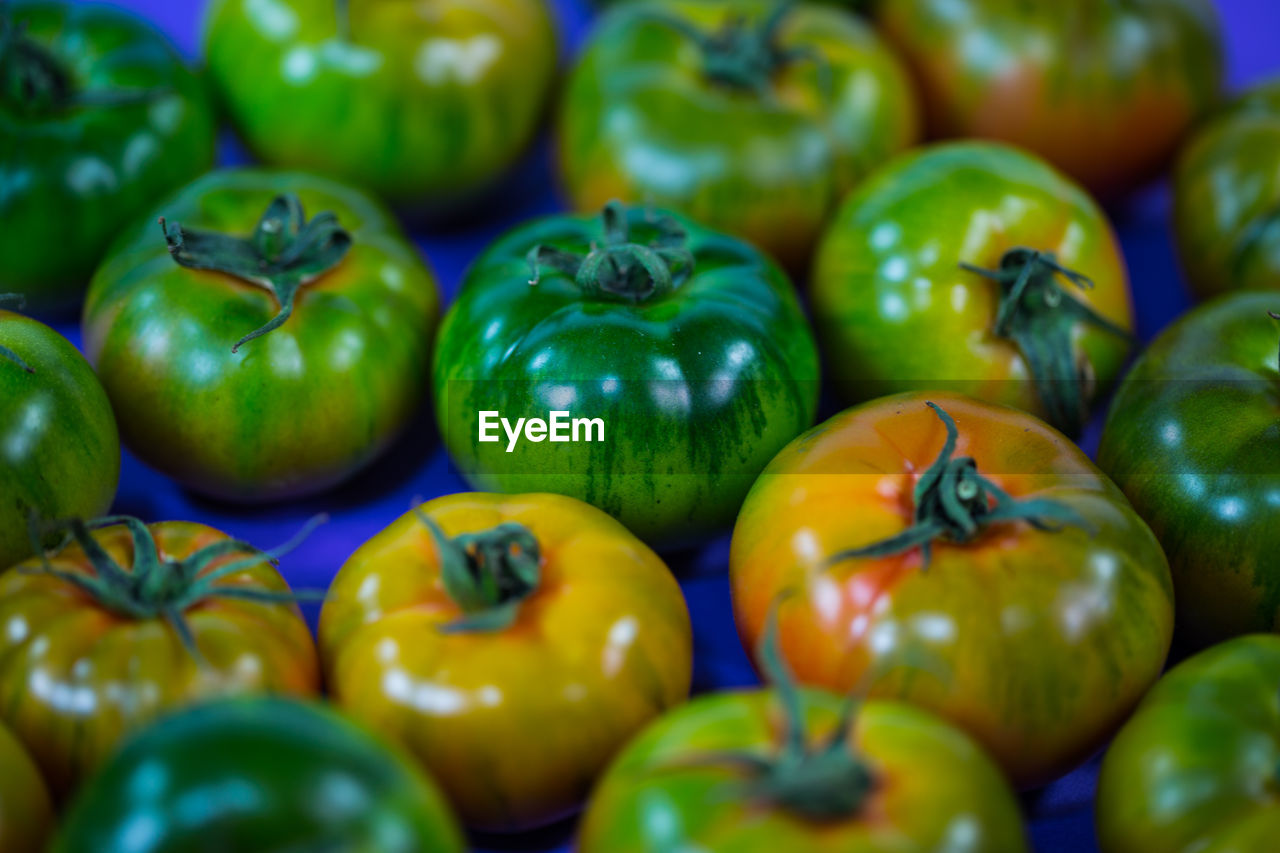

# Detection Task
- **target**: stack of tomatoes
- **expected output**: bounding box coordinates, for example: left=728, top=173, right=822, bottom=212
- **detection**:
left=2, top=0, right=1277, bottom=851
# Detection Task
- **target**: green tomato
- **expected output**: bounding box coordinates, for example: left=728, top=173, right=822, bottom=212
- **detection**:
left=0, top=0, right=216, bottom=314
left=1097, top=634, right=1280, bottom=853
left=204, top=0, right=557, bottom=212
left=813, top=141, right=1134, bottom=438
left=1174, top=79, right=1280, bottom=299
left=0, top=305, right=118, bottom=569
left=1099, top=292, right=1280, bottom=647
left=83, top=169, right=440, bottom=503
left=558, top=0, right=919, bottom=270
left=53, top=697, right=466, bottom=853
left=433, top=202, right=819, bottom=546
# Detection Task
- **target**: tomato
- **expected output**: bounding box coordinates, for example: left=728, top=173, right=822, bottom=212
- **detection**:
left=580, top=614, right=1027, bottom=852
left=730, top=391, right=1173, bottom=788
left=204, top=0, right=556, bottom=213
left=53, top=697, right=465, bottom=853
left=320, top=492, right=692, bottom=831
left=1099, top=292, right=1280, bottom=647
left=0, top=516, right=321, bottom=798
left=813, top=141, right=1133, bottom=438
left=874, top=0, right=1223, bottom=197
left=1096, top=634, right=1280, bottom=852
left=0, top=0, right=216, bottom=314
left=1174, top=79, right=1280, bottom=299
left=558, top=0, right=918, bottom=269
left=433, top=202, right=819, bottom=546
left=1, top=303, right=118, bottom=569
left=83, top=169, right=440, bottom=503
left=0, top=721, right=52, bottom=853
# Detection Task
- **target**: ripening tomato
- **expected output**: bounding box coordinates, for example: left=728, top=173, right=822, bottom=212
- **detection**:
left=1097, top=634, right=1280, bottom=853
left=873, top=0, right=1224, bottom=197
left=320, top=492, right=693, bottom=831
left=559, top=0, right=919, bottom=269
left=0, top=721, right=52, bottom=853
left=813, top=141, right=1134, bottom=438
left=730, top=391, right=1173, bottom=788
left=0, top=517, right=321, bottom=799
left=1174, top=79, right=1280, bottom=299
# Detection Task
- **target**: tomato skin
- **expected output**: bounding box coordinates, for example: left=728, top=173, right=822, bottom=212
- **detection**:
left=0, top=521, right=320, bottom=799
left=432, top=205, right=819, bottom=546
left=730, top=391, right=1173, bottom=788
left=82, top=169, right=440, bottom=503
left=580, top=688, right=1028, bottom=852
left=0, top=722, right=52, bottom=853
left=1096, top=635, right=1280, bottom=853
left=0, top=311, right=119, bottom=569
left=1174, top=80, right=1280, bottom=299
left=813, top=141, right=1133, bottom=434
left=874, top=0, right=1223, bottom=197
left=320, top=492, right=693, bottom=831
left=558, top=0, right=919, bottom=269
left=53, top=697, right=466, bottom=853
left=204, top=0, right=556, bottom=211
left=1099, top=292, right=1280, bottom=647
left=0, top=0, right=216, bottom=314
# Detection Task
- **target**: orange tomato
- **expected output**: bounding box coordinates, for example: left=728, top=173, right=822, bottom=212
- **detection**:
left=320, top=492, right=693, bottom=831
left=0, top=721, right=52, bottom=853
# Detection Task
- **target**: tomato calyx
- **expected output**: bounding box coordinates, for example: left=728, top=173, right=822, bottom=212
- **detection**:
left=527, top=201, right=694, bottom=303
left=961, top=248, right=1132, bottom=437
left=640, top=1, right=826, bottom=97
left=415, top=509, right=542, bottom=634
left=21, top=514, right=325, bottom=660
left=827, top=402, right=1090, bottom=569
left=0, top=293, right=34, bottom=373
left=161, top=194, right=353, bottom=353
left=682, top=608, right=876, bottom=820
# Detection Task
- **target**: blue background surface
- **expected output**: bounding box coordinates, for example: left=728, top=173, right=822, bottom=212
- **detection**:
left=48, top=1, right=1280, bottom=850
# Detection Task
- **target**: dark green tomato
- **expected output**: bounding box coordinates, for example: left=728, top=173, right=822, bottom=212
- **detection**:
left=0, top=0, right=216, bottom=314
left=53, top=697, right=466, bottom=853
left=204, top=0, right=556, bottom=212
left=1174, top=79, right=1280, bottom=299
left=433, top=203, right=819, bottom=546
left=875, top=0, right=1223, bottom=198
left=1099, top=292, right=1280, bottom=647
left=83, top=169, right=440, bottom=503
left=558, top=0, right=919, bottom=270
left=1097, top=634, right=1280, bottom=853
left=0, top=309, right=118, bottom=570
left=813, top=141, right=1134, bottom=438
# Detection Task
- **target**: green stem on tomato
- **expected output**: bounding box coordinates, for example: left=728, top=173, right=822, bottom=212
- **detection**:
left=160, top=193, right=352, bottom=352
left=826, top=402, right=1091, bottom=570
left=415, top=509, right=542, bottom=634
left=334, top=0, right=352, bottom=41
left=961, top=248, right=1132, bottom=437
left=527, top=201, right=694, bottom=303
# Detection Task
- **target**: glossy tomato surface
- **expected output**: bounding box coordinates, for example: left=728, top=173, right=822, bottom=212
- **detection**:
left=83, top=169, right=440, bottom=503
left=0, top=0, right=216, bottom=313
left=53, top=697, right=465, bottom=853
left=0, top=520, right=320, bottom=798
left=813, top=141, right=1133, bottom=438
left=320, top=492, right=692, bottom=831
left=580, top=688, right=1028, bottom=852
left=874, top=0, right=1223, bottom=197
left=1097, top=634, right=1280, bottom=853
left=1174, top=78, right=1280, bottom=298
left=1099, top=291, right=1280, bottom=646
left=0, top=310, right=118, bottom=569
left=433, top=204, right=818, bottom=546
left=559, top=0, right=918, bottom=269
left=204, top=0, right=556, bottom=212
left=730, top=391, right=1173, bottom=788
left=0, top=721, right=52, bottom=853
